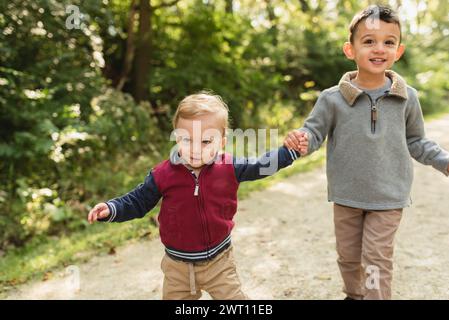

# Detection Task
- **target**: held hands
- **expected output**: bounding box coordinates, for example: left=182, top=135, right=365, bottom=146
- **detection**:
left=284, top=130, right=309, bottom=155
left=87, top=202, right=110, bottom=224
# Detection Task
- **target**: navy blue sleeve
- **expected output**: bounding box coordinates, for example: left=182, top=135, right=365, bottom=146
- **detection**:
left=100, top=171, right=162, bottom=223
left=233, top=146, right=300, bottom=183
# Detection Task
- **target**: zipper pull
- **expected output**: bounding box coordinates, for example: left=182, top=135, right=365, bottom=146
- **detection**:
left=194, top=183, right=199, bottom=196
left=191, top=170, right=200, bottom=196
left=371, top=105, right=377, bottom=133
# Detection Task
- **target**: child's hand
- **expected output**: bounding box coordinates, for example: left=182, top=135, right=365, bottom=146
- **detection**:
left=88, top=203, right=110, bottom=224
left=284, top=130, right=309, bottom=155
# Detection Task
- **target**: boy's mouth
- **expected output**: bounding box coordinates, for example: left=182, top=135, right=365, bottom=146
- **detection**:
left=369, top=58, right=387, bottom=65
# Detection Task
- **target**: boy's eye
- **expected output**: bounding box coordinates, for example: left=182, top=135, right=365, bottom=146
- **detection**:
left=363, top=39, right=374, bottom=44
left=202, top=140, right=212, bottom=145
left=385, top=40, right=396, bottom=45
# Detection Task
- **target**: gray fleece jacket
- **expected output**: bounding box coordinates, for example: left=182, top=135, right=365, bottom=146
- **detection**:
left=299, top=70, right=449, bottom=210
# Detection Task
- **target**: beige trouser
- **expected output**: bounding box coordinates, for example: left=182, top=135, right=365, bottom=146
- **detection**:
left=161, top=246, right=248, bottom=300
left=334, top=203, right=403, bottom=300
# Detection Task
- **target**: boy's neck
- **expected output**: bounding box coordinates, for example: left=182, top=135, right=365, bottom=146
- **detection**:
left=184, top=164, right=204, bottom=177
left=353, top=70, right=387, bottom=90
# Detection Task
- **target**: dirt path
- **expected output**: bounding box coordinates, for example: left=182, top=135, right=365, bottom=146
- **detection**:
left=6, top=115, right=449, bottom=300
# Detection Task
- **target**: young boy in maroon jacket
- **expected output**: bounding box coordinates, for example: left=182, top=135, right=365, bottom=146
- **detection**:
left=88, top=92, right=303, bottom=299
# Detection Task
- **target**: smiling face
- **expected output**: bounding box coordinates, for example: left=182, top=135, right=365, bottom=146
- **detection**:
left=175, top=113, right=226, bottom=169
left=343, top=19, right=405, bottom=77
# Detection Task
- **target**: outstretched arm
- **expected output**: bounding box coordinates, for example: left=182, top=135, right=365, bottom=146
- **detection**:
left=234, top=146, right=300, bottom=183
left=88, top=171, right=162, bottom=223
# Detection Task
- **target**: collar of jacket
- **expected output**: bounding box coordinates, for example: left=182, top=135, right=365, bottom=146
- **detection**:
left=169, top=146, right=183, bottom=165
left=338, top=70, right=408, bottom=106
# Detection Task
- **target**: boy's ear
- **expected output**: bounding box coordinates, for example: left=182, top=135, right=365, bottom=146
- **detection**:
left=395, top=44, right=405, bottom=61
left=343, top=42, right=355, bottom=60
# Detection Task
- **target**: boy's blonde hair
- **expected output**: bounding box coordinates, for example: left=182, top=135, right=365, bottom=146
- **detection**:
left=173, top=91, right=230, bottom=134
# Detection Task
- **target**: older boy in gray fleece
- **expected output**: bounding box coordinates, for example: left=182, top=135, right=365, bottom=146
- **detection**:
left=301, top=69, right=448, bottom=210
left=284, top=5, right=449, bottom=300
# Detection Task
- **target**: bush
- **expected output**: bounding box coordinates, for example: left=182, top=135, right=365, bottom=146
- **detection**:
left=0, top=87, right=164, bottom=250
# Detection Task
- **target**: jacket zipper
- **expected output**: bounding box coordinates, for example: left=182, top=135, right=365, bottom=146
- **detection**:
left=366, top=92, right=389, bottom=134
left=190, top=169, right=211, bottom=257
left=190, top=170, right=200, bottom=196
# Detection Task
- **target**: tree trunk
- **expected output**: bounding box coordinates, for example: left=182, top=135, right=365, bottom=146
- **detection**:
left=225, top=0, right=233, bottom=13
left=116, top=0, right=138, bottom=91
left=298, top=0, right=309, bottom=12
left=131, top=0, right=152, bottom=102
left=264, top=0, right=278, bottom=45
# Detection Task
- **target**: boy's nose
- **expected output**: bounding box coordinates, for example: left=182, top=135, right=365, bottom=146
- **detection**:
left=373, top=44, right=386, bottom=53
left=191, top=142, right=202, bottom=154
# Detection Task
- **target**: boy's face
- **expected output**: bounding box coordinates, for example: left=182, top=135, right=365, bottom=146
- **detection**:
left=343, top=19, right=405, bottom=76
left=175, top=113, right=226, bottom=169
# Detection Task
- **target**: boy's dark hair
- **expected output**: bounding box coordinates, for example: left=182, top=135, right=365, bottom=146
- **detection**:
left=349, top=5, right=401, bottom=43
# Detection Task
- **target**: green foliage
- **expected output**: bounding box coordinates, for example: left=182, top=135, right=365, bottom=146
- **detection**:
left=150, top=0, right=281, bottom=128
left=395, top=1, right=449, bottom=115
left=0, top=1, right=96, bottom=247
left=0, top=1, right=165, bottom=248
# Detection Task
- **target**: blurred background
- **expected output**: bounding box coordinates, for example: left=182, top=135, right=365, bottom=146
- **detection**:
left=0, top=0, right=448, bottom=292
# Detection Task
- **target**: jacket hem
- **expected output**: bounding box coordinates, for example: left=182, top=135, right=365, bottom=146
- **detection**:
left=330, top=196, right=410, bottom=210
left=164, top=234, right=232, bottom=262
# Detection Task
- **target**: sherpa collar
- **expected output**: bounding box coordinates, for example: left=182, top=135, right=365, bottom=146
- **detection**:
left=338, top=70, right=408, bottom=106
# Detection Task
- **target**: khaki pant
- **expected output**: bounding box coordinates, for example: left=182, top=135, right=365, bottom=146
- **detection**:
left=161, top=246, right=248, bottom=300
left=334, top=203, right=403, bottom=300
